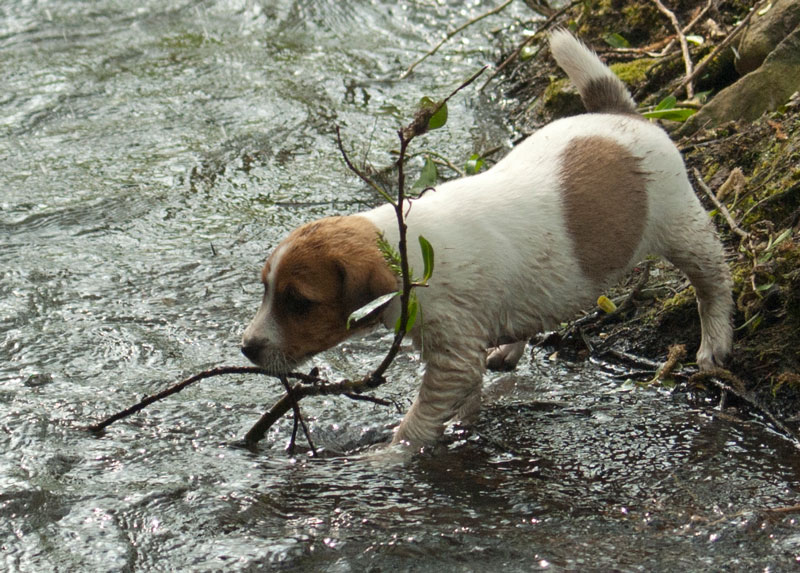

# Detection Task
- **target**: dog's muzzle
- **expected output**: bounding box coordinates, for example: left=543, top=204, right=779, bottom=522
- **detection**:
left=240, top=341, right=262, bottom=365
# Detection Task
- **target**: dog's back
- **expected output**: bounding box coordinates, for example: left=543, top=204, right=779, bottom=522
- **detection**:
left=370, top=34, right=732, bottom=368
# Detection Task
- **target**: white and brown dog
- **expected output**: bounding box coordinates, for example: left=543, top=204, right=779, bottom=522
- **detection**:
left=241, top=31, right=733, bottom=448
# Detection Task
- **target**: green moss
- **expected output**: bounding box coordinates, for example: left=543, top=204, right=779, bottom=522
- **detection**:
left=660, top=287, right=696, bottom=311
left=610, top=58, right=657, bottom=86
left=543, top=77, right=583, bottom=118
left=621, top=2, right=660, bottom=32
left=543, top=77, right=569, bottom=101
left=543, top=59, right=658, bottom=115
left=702, top=160, right=721, bottom=180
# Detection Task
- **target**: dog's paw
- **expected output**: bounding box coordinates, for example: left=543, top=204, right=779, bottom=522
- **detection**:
left=697, top=328, right=733, bottom=371
left=696, top=344, right=730, bottom=371
left=486, top=342, right=526, bottom=371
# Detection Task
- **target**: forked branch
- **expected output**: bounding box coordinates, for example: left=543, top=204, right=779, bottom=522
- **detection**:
left=88, top=67, right=486, bottom=454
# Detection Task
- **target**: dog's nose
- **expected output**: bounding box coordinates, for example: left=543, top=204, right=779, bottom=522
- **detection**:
left=240, top=342, right=261, bottom=364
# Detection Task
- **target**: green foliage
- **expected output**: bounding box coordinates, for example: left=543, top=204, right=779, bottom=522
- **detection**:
left=418, top=97, right=448, bottom=130
left=604, top=32, right=630, bottom=49
left=759, top=228, right=793, bottom=263
left=642, top=96, right=697, bottom=122
left=377, top=233, right=402, bottom=276
left=465, top=153, right=485, bottom=175
left=411, top=155, right=438, bottom=193
left=347, top=292, right=399, bottom=330
left=358, top=232, right=436, bottom=334
left=418, top=235, right=434, bottom=284
left=395, top=290, right=419, bottom=333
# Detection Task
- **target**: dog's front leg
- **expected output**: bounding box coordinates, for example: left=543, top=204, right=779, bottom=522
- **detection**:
left=391, top=345, right=485, bottom=448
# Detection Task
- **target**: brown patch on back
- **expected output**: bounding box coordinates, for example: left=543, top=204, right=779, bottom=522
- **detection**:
left=267, top=215, right=398, bottom=362
left=560, top=136, right=648, bottom=283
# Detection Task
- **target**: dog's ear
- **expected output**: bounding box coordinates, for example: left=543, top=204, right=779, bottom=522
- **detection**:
left=337, top=252, right=397, bottom=327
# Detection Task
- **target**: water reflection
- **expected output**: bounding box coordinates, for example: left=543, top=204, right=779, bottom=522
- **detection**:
left=2, top=0, right=799, bottom=571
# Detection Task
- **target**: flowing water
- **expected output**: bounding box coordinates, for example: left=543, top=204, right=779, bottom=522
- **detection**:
left=2, top=1, right=799, bottom=571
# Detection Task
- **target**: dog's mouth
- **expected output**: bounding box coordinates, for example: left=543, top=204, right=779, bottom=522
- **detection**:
left=241, top=345, right=300, bottom=375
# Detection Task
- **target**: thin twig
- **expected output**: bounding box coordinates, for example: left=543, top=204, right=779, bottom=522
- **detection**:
left=335, top=126, right=396, bottom=205
left=246, top=67, right=488, bottom=446
left=693, top=167, right=751, bottom=239
left=653, top=0, right=713, bottom=59
left=480, top=0, right=580, bottom=91
left=652, top=344, right=687, bottom=383
left=241, top=371, right=394, bottom=446
left=651, top=0, right=694, bottom=98
left=763, top=504, right=800, bottom=514
left=278, top=373, right=317, bottom=455
left=87, top=366, right=268, bottom=433
left=597, top=261, right=651, bottom=326
left=422, top=151, right=466, bottom=178
left=740, top=181, right=800, bottom=223
left=671, top=0, right=766, bottom=97
left=684, top=0, right=714, bottom=36
left=401, top=0, right=514, bottom=79
left=603, top=348, right=665, bottom=370
left=343, top=392, right=395, bottom=407
left=90, top=69, right=489, bottom=449
left=87, top=365, right=394, bottom=437
left=689, top=368, right=800, bottom=448
left=243, top=384, right=301, bottom=445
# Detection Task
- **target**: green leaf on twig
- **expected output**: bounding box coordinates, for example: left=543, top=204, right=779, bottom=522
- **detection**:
left=418, top=235, right=435, bottom=284
left=759, top=227, right=793, bottom=262
left=411, top=155, right=438, bottom=193
left=419, top=96, right=448, bottom=130
left=347, top=292, right=398, bottom=329
left=465, top=153, right=485, bottom=174
left=642, top=96, right=697, bottom=122
left=655, top=95, right=677, bottom=110
left=395, top=290, right=419, bottom=334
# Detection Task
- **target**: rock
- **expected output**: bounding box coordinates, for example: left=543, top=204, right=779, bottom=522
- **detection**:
left=681, top=24, right=800, bottom=134
left=737, top=0, right=800, bottom=75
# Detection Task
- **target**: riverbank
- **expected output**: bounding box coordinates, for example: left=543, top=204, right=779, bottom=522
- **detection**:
left=492, top=0, right=800, bottom=436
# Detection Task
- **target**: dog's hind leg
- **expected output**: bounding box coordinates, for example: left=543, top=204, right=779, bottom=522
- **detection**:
left=662, top=209, right=734, bottom=370
left=486, top=341, right=526, bottom=371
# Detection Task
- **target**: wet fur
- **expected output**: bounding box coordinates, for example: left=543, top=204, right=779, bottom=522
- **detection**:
left=242, top=31, right=733, bottom=448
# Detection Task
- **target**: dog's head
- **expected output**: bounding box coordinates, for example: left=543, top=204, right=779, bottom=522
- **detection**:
left=241, top=215, right=397, bottom=373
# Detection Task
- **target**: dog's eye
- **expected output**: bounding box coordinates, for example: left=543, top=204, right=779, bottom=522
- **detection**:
left=284, top=289, right=315, bottom=315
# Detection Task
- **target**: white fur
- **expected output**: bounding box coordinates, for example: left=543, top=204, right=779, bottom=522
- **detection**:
left=242, top=243, right=288, bottom=370
left=356, top=43, right=732, bottom=447
left=242, top=32, right=733, bottom=449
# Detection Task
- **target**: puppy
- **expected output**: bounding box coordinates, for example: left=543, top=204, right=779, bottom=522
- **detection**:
left=241, top=31, right=733, bottom=448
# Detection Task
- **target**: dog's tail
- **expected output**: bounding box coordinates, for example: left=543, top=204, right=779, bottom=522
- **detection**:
left=549, top=29, right=637, bottom=115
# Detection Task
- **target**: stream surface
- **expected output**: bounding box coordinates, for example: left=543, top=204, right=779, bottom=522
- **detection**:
left=2, top=1, right=799, bottom=571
